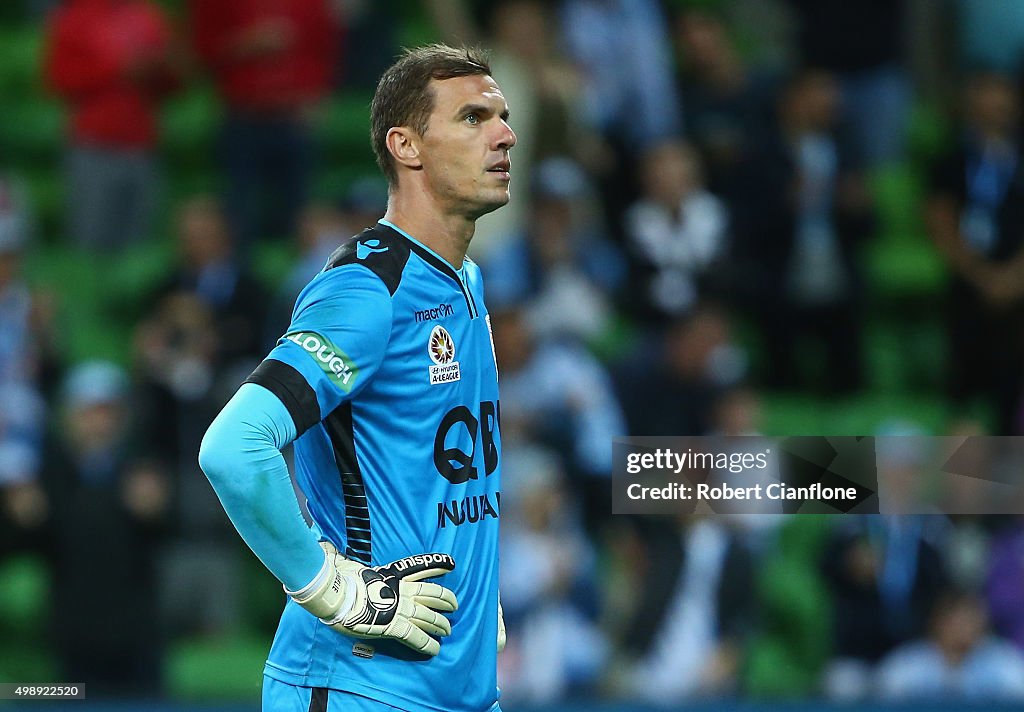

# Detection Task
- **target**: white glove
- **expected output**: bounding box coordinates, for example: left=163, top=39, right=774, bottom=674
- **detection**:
left=497, top=594, right=506, bottom=653
left=286, top=541, right=458, bottom=656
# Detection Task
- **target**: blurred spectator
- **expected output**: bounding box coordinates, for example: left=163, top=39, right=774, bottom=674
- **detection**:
left=877, top=589, right=1024, bottom=701
left=265, top=202, right=346, bottom=346
left=673, top=7, right=779, bottom=197
left=706, top=388, right=787, bottom=527
left=615, top=305, right=745, bottom=438
left=0, top=179, right=52, bottom=552
left=623, top=141, right=729, bottom=326
left=190, top=0, right=341, bottom=252
left=559, top=0, right=683, bottom=230
left=482, top=158, right=623, bottom=342
left=471, top=0, right=588, bottom=257
left=336, top=175, right=390, bottom=235
left=341, top=1, right=399, bottom=91
left=940, top=420, right=996, bottom=592
left=25, top=0, right=61, bottom=19
left=712, top=386, right=763, bottom=437
left=133, top=197, right=266, bottom=637
left=957, top=0, right=1024, bottom=75
left=265, top=177, right=387, bottom=345
left=786, top=0, right=910, bottom=167
left=490, top=304, right=626, bottom=532
left=822, top=511, right=949, bottom=699
left=41, top=361, right=169, bottom=697
left=135, top=196, right=267, bottom=469
left=733, top=70, right=874, bottom=394
left=498, top=446, right=606, bottom=704
left=616, top=516, right=753, bottom=703
left=925, top=72, right=1024, bottom=435
left=45, top=0, right=182, bottom=251
left=559, top=0, right=681, bottom=151
left=986, top=517, right=1024, bottom=651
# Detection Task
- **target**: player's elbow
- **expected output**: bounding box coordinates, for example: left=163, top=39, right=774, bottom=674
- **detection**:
left=198, top=416, right=236, bottom=488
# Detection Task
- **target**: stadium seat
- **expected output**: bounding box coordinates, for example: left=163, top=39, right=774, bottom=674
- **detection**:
left=744, top=516, right=833, bottom=698
left=166, top=635, right=268, bottom=700
left=865, top=165, right=945, bottom=299
left=0, top=99, right=63, bottom=166
left=315, top=94, right=376, bottom=167
left=0, top=554, right=55, bottom=683
left=161, top=86, right=221, bottom=174
left=762, top=393, right=949, bottom=436
left=0, top=26, right=44, bottom=97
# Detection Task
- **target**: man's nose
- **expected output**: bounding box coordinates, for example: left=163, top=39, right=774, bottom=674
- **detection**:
left=495, top=121, right=517, bottom=150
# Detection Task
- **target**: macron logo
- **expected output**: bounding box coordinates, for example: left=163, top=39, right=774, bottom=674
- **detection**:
left=356, top=239, right=389, bottom=260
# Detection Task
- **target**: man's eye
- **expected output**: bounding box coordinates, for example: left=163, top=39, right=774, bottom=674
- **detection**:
left=466, top=114, right=479, bottom=125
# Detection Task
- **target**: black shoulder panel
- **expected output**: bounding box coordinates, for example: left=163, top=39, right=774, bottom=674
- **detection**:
left=244, top=359, right=321, bottom=437
left=325, top=226, right=411, bottom=296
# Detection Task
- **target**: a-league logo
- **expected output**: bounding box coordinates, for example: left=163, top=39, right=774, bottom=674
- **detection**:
left=428, top=325, right=461, bottom=384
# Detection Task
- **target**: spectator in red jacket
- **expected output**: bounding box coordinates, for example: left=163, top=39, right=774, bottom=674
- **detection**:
left=45, top=0, right=182, bottom=251
left=190, top=0, right=341, bottom=252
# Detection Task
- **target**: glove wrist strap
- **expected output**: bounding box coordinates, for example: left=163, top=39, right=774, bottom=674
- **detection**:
left=320, top=573, right=359, bottom=625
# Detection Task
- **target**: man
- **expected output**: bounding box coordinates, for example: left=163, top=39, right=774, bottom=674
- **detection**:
left=189, top=0, right=340, bottom=252
left=46, top=0, right=182, bottom=251
left=199, top=44, right=515, bottom=711
left=925, top=71, right=1024, bottom=434
left=732, top=70, right=874, bottom=394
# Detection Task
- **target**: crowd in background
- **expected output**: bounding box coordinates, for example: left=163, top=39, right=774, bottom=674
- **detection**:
left=5, top=0, right=1024, bottom=706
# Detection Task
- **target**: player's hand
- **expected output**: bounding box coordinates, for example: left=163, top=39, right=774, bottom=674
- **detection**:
left=287, top=541, right=458, bottom=656
left=497, top=595, right=506, bottom=653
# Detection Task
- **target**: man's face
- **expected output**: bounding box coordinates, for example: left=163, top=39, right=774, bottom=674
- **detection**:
left=417, top=75, right=517, bottom=220
left=967, top=76, right=1020, bottom=138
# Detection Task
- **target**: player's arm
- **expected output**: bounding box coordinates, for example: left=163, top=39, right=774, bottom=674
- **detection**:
left=199, top=383, right=457, bottom=655
left=199, top=381, right=322, bottom=589
left=199, top=265, right=458, bottom=654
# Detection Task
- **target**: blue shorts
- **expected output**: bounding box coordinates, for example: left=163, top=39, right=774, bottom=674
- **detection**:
left=262, top=675, right=502, bottom=711
left=262, top=676, right=402, bottom=711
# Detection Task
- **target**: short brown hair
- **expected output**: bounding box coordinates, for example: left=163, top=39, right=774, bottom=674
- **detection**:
left=371, top=44, right=492, bottom=186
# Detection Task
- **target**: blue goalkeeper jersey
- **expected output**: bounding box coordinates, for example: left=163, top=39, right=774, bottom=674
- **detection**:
left=246, top=221, right=501, bottom=712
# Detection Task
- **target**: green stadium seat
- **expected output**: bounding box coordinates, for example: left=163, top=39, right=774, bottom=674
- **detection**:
left=312, top=165, right=383, bottom=204
left=167, top=634, right=268, bottom=700
left=0, top=554, right=49, bottom=634
left=22, top=168, right=64, bottom=241
left=866, top=320, right=944, bottom=394
left=862, top=164, right=947, bottom=397
left=251, top=240, right=298, bottom=292
left=907, top=100, right=954, bottom=162
left=865, top=165, right=946, bottom=299
left=761, top=393, right=949, bottom=436
left=744, top=516, right=833, bottom=698
left=0, top=26, right=44, bottom=97
left=161, top=86, right=221, bottom=173
left=103, top=238, right=176, bottom=307
left=165, top=172, right=222, bottom=203
left=867, top=238, right=946, bottom=297
left=24, top=245, right=134, bottom=364
left=0, top=99, right=64, bottom=167
left=316, top=94, right=375, bottom=165
left=0, top=554, right=55, bottom=683
left=396, top=8, right=440, bottom=49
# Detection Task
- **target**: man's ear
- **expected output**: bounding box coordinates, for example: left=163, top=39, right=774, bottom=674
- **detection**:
left=386, top=127, right=422, bottom=171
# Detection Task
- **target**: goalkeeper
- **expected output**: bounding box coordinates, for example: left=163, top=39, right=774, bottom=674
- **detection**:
left=199, top=44, right=514, bottom=711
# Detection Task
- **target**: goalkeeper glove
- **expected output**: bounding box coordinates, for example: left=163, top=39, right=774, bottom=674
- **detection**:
left=497, top=594, right=506, bottom=653
left=286, top=541, right=458, bottom=656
